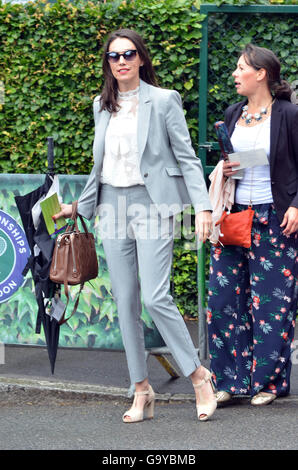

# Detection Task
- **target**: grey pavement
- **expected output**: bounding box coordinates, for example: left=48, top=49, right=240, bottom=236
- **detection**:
left=0, top=321, right=212, bottom=400
left=0, top=320, right=298, bottom=451
left=1, top=388, right=298, bottom=451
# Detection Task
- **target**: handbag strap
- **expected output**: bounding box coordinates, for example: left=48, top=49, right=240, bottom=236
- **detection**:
left=56, top=201, right=91, bottom=325
left=215, top=210, right=228, bottom=227
left=56, top=201, right=92, bottom=325
left=65, top=201, right=90, bottom=238
left=59, top=283, right=84, bottom=325
left=58, top=234, right=83, bottom=325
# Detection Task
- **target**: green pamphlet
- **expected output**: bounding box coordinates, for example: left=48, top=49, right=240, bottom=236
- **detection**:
left=40, top=193, right=67, bottom=237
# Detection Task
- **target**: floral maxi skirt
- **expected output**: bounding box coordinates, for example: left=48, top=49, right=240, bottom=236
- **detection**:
left=207, top=204, right=298, bottom=397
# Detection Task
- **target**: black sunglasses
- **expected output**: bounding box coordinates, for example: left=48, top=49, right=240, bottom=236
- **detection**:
left=106, top=49, right=138, bottom=63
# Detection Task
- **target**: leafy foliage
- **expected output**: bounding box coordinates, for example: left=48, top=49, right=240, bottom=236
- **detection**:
left=205, top=0, right=298, bottom=5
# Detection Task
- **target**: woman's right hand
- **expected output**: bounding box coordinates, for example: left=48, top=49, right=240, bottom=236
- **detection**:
left=52, top=203, right=73, bottom=221
left=223, top=160, right=240, bottom=178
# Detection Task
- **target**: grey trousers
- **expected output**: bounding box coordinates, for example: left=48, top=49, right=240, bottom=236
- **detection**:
left=98, top=184, right=200, bottom=384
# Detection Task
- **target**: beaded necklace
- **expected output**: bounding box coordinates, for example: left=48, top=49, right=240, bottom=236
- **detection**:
left=241, top=99, right=274, bottom=125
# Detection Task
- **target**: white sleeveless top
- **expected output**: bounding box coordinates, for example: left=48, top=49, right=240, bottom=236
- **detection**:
left=231, top=117, right=273, bottom=205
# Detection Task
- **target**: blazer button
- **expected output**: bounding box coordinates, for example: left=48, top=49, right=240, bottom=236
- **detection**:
left=144, top=173, right=148, bottom=178
left=271, top=181, right=275, bottom=185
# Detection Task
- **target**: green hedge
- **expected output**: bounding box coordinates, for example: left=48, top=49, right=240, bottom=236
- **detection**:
left=1, top=0, right=297, bottom=318
left=0, top=0, right=203, bottom=174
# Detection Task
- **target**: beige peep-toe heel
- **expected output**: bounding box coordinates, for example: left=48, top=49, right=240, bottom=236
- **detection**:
left=122, top=385, right=155, bottom=423
left=193, top=369, right=217, bottom=422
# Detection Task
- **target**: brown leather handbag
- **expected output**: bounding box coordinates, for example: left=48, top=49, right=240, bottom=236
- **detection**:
left=50, top=201, right=98, bottom=324
left=215, top=206, right=255, bottom=248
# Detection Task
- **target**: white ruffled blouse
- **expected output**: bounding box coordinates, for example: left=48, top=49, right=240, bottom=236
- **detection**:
left=100, top=86, right=144, bottom=187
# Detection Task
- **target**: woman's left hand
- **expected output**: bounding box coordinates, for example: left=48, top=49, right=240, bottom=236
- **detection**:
left=280, top=206, right=298, bottom=236
left=195, top=211, right=213, bottom=243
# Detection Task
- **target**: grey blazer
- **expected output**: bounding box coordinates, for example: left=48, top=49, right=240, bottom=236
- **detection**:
left=78, top=79, right=212, bottom=219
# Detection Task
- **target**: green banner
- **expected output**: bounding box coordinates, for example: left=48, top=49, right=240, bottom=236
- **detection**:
left=0, top=174, right=164, bottom=349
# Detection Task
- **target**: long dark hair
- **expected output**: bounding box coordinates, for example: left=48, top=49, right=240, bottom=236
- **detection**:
left=100, top=29, right=158, bottom=113
left=242, top=44, right=292, bottom=101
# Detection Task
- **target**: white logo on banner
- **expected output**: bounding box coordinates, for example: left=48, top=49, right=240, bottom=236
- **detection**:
left=0, top=210, right=29, bottom=303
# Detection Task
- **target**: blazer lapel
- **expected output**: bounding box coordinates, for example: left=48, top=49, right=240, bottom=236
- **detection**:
left=227, top=100, right=245, bottom=137
left=269, top=99, right=282, bottom=172
left=93, top=108, right=111, bottom=168
left=137, top=79, right=152, bottom=161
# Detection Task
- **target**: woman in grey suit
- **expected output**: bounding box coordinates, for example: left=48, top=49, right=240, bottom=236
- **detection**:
left=54, top=29, right=216, bottom=423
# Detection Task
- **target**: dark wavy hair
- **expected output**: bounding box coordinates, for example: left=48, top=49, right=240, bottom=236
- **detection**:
left=242, top=44, right=292, bottom=101
left=99, top=29, right=158, bottom=113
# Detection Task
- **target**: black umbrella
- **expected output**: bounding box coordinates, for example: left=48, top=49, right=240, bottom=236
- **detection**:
left=15, top=138, right=61, bottom=373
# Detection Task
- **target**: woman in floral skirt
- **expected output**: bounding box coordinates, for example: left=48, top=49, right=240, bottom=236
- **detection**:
left=207, top=44, right=298, bottom=406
